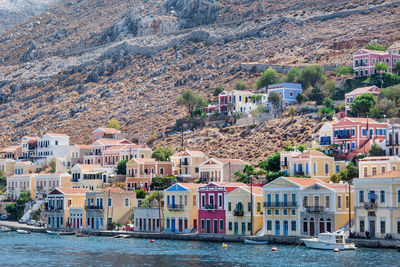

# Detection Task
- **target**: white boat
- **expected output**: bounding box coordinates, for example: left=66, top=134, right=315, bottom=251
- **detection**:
left=0, top=227, right=11, bottom=232
left=16, top=229, right=30, bottom=234
left=301, top=231, right=356, bottom=250
left=244, top=239, right=268, bottom=245
left=46, top=230, right=60, bottom=235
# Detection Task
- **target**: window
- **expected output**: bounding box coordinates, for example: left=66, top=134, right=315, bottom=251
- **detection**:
left=364, top=167, right=368, bottom=177
left=360, top=220, right=365, bottom=233
left=303, top=196, right=308, bottom=207
left=351, top=129, right=355, bottom=136
left=291, top=220, right=296, bottom=231
left=55, top=141, right=58, bottom=145
left=229, top=221, right=232, bottom=231
left=228, top=202, right=231, bottom=211
left=257, top=203, right=261, bottom=212
left=193, top=195, right=196, bottom=206
left=325, top=164, right=329, bottom=174
left=267, top=220, right=272, bottom=231
left=313, top=163, right=317, bottom=174
left=124, top=198, right=129, bottom=207
left=267, top=209, right=272, bottom=215
left=337, top=196, right=342, bottom=209
left=336, top=165, right=340, bottom=173
left=218, top=194, right=222, bottom=208
left=325, top=196, right=330, bottom=209
left=201, top=195, right=205, bottom=207
left=398, top=190, right=400, bottom=203
left=291, top=209, right=296, bottom=216
left=381, top=220, right=386, bottom=234
left=195, top=167, right=199, bottom=173
left=362, top=129, right=367, bottom=136
left=184, top=196, right=188, bottom=205
left=283, top=209, right=288, bottom=216
left=247, top=222, right=252, bottom=232
left=248, top=202, right=251, bottom=212
left=108, top=197, right=112, bottom=207
left=220, top=220, right=223, bottom=231
left=167, top=218, right=170, bottom=228
left=201, top=219, right=205, bottom=230
left=346, top=196, right=349, bottom=209
left=303, top=220, right=308, bottom=233
left=275, top=209, right=279, bottom=216
left=359, top=190, right=364, bottom=203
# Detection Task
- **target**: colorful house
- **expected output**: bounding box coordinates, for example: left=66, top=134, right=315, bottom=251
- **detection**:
left=353, top=170, right=400, bottom=239
left=36, top=133, right=70, bottom=161
left=1, top=145, right=22, bottom=160
left=332, top=117, right=388, bottom=159
left=21, top=136, right=39, bottom=159
left=85, top=188, right=137, bottom=230
left=6, top=174, right=34, bottom=200
left=170, top=150, right=206, bottom=182
left=46, top=187, right=89, bottom=229
left=353, top=46, right=400, bottom=77
left=84, top=138, right=132, bottom=165
left=345, top=86, right=380, bottom=115
left=71, top=164, right=110, bottom=190
left=266, top=83, right=302, bottom=107
left=317, top=121, right=337, bottom=153
left=92, top=127, right=121, bottom=142
left=198, top=182, right=245, bottom=234
left=126, top=158, right=173, bottom=190
left=102, top=144, right=152, bottom=168
left=0, top=159, right=16, bottom=176
left=203, top=104, right=218, bottom=116
left=164, top=183, right=203, bottom=233
left=134, top=207, right=161, bottom=232
left=66, top=144, right=92, bottom=168
left=218, top=90, right=267, bottom=114
left=385, top=124, right=400, bottom=156
left=358, top=156, right=400, bottom=178
left=225, top=186, right=263, bottom=235
left=198, top=158, right=248, bottom=183
left=34, top=173, right=71, bottom=200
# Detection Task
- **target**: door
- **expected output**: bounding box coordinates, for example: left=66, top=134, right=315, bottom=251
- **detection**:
left=283, top=221, right=288, bottom=236
left=242, top=222, right=246, bottom=235
left=234, top=222, right=238, bottom=235
left=171, top=218, right=176, bottom=232
left=172, top=196, right=175, bottom=208
left=213, top=220, right=218, bottom=234
left=193, top=219, right=197, bottom=229
left=96, top=218, right=99, bottom=229
left=310, top=221, right=315, bottom=236
left=206, top=220, right=211, bottom=233
left=179, top=219, right=183, bottom=232
left=369, top=220, right=375, bottom=238
left=275, top=220, right=280, bottom=235
left=319, top=220, right=325, bottom=234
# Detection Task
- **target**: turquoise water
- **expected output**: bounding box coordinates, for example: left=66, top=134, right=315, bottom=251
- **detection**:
left=0, top=232, right=398, bottom=266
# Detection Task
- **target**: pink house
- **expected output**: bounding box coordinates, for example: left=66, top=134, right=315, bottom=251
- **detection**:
left=92, top=128, right=121, bottom=143
left=1, top=145, right=22, bottom=160
left=198, top=182, right=245, bottom=234
left=84, top=139, right=132, bottom=166
left=353, top=45, right=400, bottom=77
left=345, top=85, right=380, bottom=115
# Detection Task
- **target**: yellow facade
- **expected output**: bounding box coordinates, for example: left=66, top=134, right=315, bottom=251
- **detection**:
left=225, top=186, right=263, bottom=235
left=358, top=156, right=400, bottom=178
left=164, top=183, right=201, bottom=232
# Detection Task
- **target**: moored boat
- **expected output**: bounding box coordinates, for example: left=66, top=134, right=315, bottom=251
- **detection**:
left=16, top=229, right=30, bottom=234
left=59, top=231, right=75, bottom=236
left=46, top=230, right=60, bottom=235
left=244, top=239, right=268, bottom=245
left=75, top=233, right=89, bottom=237
left=301, top=231, right=356, bottom=250
left=0, top=226, right=11, bottom=232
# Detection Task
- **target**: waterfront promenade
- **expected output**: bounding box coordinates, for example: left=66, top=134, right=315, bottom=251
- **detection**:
left=1, top=221, right=399, bottom=249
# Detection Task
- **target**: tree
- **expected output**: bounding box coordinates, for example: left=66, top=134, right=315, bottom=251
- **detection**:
left=150, top=176, right=177, bottom=190
left=364, top=43, right=387, bottom=51
left=152, top=146, right=175, bottom=161
left=296, top=93, right=305, bottom=105
left=297, top=65, right=326, bottom=88
left=235, top=80, right=248, bottom=90
left=379, top=85, right=400, bottom=103
left=349, top=92, right=377, bottom=117
left=336, top=65, right=354, bottom=76
left=288, top=106, right=296, bottom=116
left=338, top=162, right=358, bottom=182
left=322, top=98, right=334, bottom=109
left=213, top=85, right=225, bottom=96
left=116, top=159, right=128, bottom=175
left=268, top=91, right=282, bottom=110
left=258, top=153, right=281, bottom=172
left=234, top=164, right=256, bottom=183
left=296, top=144, right=307, bottom=153
left=255, top=67, right=280, bottom=89
left=135, top=189, right=147, bottom=199
left=308, top=86, right=325, bottom=105
left=394, top=61, right=400, bottom=75
left=369, top=143, right=385, bottom=156
left=322, top=80, right=336, bottom=98
left=374, top=62, right=388, bottom=76
left=284, top=141, right=294, bottom=151
left=285, top=67, right=301, bottom=83
left=376, top=98, right=398, bottom=118
left=49, top=158, right=56, bottom=173
left=7, top=191, right=31, bottom=220
left=176, top=90, right=206, bottom=117
left=106, top=118, right=121, bottom=130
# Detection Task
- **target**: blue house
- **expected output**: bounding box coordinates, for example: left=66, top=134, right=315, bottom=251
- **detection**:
left=266, top=83, right=302, bottom=107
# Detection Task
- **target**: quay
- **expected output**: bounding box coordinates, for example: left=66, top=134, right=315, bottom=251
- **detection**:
left=1, top=221, right=399, bottom=249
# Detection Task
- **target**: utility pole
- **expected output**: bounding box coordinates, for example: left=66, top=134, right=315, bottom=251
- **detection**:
left=181, top=123, right=184, bottom=150
left=250, top=175, right=253, bottom=236
left=347, top=182, right=352, bottom=236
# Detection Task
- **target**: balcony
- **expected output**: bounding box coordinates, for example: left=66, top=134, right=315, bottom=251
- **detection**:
left=294, top=171, right=304, bottom=176
left=86, top=205, right=103, bottom=210
left=204, top=204, right=216, bottom=211
left=354, top=63, right=368, bottom=67
left=167, top=204, right=184, bottom=211
left=7, top=187, right=15, bottom=191
left=72, top=179, right=79, bottom=183
left=304, top=206, right=324, bottom=212
left=364, top=202, right=377, bottom=210
left=180, top=161, right=189, bottom=166
left=47, top=206, right=63, bottom=211
left=335, top=134, right=350, bottom=139
left=386, top=141, right=399, bottom=146
left=36, top=186, right=44, bottom=191
left=233, top=209, right=244, bottom=216
left=263, top=202, right=298, bottom=208
left=320, top=141, right=331, bottom=146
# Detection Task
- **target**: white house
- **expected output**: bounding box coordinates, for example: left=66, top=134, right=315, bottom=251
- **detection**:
left=37, top=133, right=70, bottom=161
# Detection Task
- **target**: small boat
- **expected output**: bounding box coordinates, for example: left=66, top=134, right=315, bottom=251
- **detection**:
left=301, top=231, right=356, bottom=250
left=244, top=239, right=268, bottom=245
left=59, top=231, right=75, bottom=236
left=46, top=230, right=60, bottom=235
left=0, top=227, right=11, bottom=232
left=75, top=233, right=89, bottom=237
left=16, top=229, right=30, bottom=234
left=112, top=234, right=130, bottom=238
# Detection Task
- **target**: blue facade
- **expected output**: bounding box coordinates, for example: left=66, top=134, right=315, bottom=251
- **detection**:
left=164, top=183, right=190, bottom=233
left=267, top=83, right=302, bottom=107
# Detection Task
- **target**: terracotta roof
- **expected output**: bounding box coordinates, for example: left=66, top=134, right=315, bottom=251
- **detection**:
left=132, top=158, right=156, bottom=164
left=215, top=158, right=248, bottom=165
left=232, top=186, right=263, bottom=195
left=94, top=187, right=131, bottom=193
left=2, top=145, right=21, bottom=151
left=57, top=187, right=90, bottom=194
left=346, top=86, right=379, bottom=96
left=359, top=156, right=398, bottom=162
left=95, top=127, right=120, bottom=134
left=343, top=117, right=379, bottom=124
left=104, top=144, right=150, bottom=152
left=126, top=177, right=151, bottom=182
left=369, top=170, right=400, bottom=178
left=95, top=138, right=132, bottom=145
left=284, top=177, right=322, bottom=187
left=23, top=136, right=40, bottom=140
left=324, top=183, right=351, bottom=191
left=173, top=150, right=204, bottom=157
left=74, top=144, right=92, bottom=149
left=178, top=183, right=204, bottom=190
left=362, top=49, right=388, bottom=55
left=293, top=150, right=329, bottom=158
left=46, top=133, right=69, bottom=137
left=75, top=164, right=103, bottom=171
left=207, top=182, right=247, bottom=188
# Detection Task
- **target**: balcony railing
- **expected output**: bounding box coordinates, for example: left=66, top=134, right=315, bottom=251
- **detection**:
left=304, top=206, right=325, bottom=212
left=167, top=204, right=184, bottom=211
left=335, top=134, right=350, bottom=139
left=233, top=209, right=244, bottom=216
left=294, top=171, right=304, bottom=176
left=320, top=141, right=331, bottom=146
left=354, top=63, right=368, bottom=67
left=36, top=186, right=44, bottom=190
left=364, top=202, right=377, bottom=210
left=7, top=187, right=15, bottom=191
left=386, top=141, right=399, bottom=146
left=204, top=204, right=216, bottom=211
left=47, top=207, right=63, bottom=211
left=180, top=161, right=189, bottom=166
left=263, top=202, right=297, bottom=208
left=86, top=205, right=104, bottom=210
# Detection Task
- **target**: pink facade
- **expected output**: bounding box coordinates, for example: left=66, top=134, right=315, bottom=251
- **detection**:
left=203, top=105, right=218, bottom=116
left=353, top=48, right=400, bottom=77
left=84, top=139, right=132, bottom=166
left=218, top=92, right=228, bottom=113
left=332, top=117, right=388, bottom=159
left=1, top=145, right=22, bottom=160
left=92, top=128, right=120, bottom=143
left=345, top=86, right=380, bottom=115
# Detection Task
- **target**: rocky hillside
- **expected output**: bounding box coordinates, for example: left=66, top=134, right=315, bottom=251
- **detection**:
left=0, top=0, right=399, bottom=155
left=0, top=0, right=60, bottom=33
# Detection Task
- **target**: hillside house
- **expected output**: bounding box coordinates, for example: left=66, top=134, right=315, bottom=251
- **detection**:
left=102, top=144, right=152, bottom=168
left=353, top=46, right=400, bottom=77
left=218, top=90, right=267, bottom=114
left=345, top=86, right=380, bottom=115
left=36, top=133, right=70, bottom=161
left=266, top=83, right=302, bottom=107
left=199, top=158, right=248, bottom=183
left=171, top=150, right=206, bottom=182
left=92, top=127, right=121, bottom=143
left=83, top=138, right=132, bottom=166
left=21, top=136, right=39, bottom=159
left=1, top=145, right=22, bottom=160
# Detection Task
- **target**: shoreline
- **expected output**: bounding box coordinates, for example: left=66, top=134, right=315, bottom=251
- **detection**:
left=1, top=221, right=399, bottom=249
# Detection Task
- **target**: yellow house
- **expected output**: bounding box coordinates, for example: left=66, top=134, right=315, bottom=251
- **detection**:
left=283, top=150, right=344, bottom=182
left=317, top=121, right=337, bottom=153
left=0, top=158, right=16, bottom=176
left=358, top=156, right=400, bottom=178
left=71, top=164, right=109, bottom=190
left=6, top=174, right=35, bottom=200
left=353, top=170, right=400, bottom=239
left=46, top=187, right=89, bottom=229
left=170, top=150, right=206, bottom=182
left=164, top=183, right=202, bottom=232
left=225, top=186, right=263, bottom=235
left=263, top=177, right=320, bottom=236
left=86, top=188, right=137, bottom=230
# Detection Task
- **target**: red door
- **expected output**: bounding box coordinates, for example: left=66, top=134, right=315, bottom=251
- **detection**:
left=310, top=221, right=315, bottom=236
left=179, top=219, right=183, bottom=232
left=194, top=219, right=197, bottom=229
left=319, top=221, right=325, bottom=234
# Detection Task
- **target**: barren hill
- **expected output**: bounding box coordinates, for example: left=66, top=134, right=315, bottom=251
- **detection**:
left=0, top=0, right=399, bottom=162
